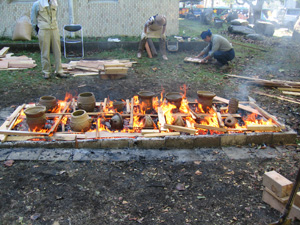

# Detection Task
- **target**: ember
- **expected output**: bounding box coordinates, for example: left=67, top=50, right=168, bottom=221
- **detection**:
left=0, top=87, right=289, bottom=143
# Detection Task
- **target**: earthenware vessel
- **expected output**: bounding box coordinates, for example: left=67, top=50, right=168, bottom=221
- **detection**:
left=173, top=115, right=185, bottom=126
left=142, top=115, right=155, bottom=129
left=24, top=106, right=47, bottom=131
left=165, top=92, right=182, bottom=109
left=70, top=110, right=92, bottom=132
left=77, top=92, right=96, bottom=112
left=197, top=91, right=216, bottom=112
left=38, top=95, right=57, bottom=112
left=113, top=101, right=125, bottom=112
left=138, top=91, right=155, bottom=111
left=110, top=113, right=123, bottom=130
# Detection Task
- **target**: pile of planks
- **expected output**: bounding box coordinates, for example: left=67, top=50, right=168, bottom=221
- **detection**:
left=262, top=170, right=300, bottom=221
left=62, top=59, right=136, bottom=79
left=0, top=47, right=37, bottom=70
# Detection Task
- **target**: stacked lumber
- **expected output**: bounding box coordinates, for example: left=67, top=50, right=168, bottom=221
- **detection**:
left=62, top=59, right=135, bottom=79
left=262, top=170, right=300, bottom=220
left=0, top=47, right=36, bottom=70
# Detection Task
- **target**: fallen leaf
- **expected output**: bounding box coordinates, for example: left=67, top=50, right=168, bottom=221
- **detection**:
left=30, top=213, right=41, bottom=220
left=4, top=160, right=14, bottom=167
left=195, top=170, right=202, bottom=175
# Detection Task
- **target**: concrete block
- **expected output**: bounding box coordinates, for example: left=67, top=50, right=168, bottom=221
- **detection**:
left=246, top=132, right=273, bottom=145
left=38, top=149, right=73, bottom=161
left=7, top=148, right=42, bottom=160
left=0, top=149, right=12, bottom=161
left=134, top=137, right=165, bottom=149
left=272, top=130, right=297, bottom=145
left=221, top=133, right=247, bottom=146
left=165, top=136, right=194, bottom=149
left=194, top=135, right=221, bottom=148
left=73, top=149, right=104, bottom=161
left=100, top=138, right=129, bottom=149
left=263, top=170, right=293, bottom=198
left=222, top=147, right=256, bottom=159
left=76, top=140, right=101, bottom=149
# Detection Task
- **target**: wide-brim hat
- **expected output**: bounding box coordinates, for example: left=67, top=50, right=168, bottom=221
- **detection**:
left=155, top=15, right=166, bottom=26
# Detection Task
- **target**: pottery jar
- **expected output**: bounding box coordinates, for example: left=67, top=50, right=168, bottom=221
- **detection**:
left=197, top=91, right=216, bottom=112
left=24, top=106, right=47, bottom=131
left=110, top=113, right=124, bottom=130
left=113, top=101, right=125, bottom=112
left=138, top=91, right=155, bottom=112
left=70, top=110, right=93, bottom=132
left=38, top=95, right=57, bottom=112
left=77, top=92, right=96, bottom=112
left=165, top=92, right=182, bottom=109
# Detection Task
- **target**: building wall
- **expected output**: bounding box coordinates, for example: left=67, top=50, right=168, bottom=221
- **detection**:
left=0, top=0, right=179, bottom=38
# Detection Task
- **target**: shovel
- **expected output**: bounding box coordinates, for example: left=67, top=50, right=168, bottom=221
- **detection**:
left=269, top=167, right=300, bottom=225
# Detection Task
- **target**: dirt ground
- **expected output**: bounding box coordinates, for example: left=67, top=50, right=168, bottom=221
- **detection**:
left=0, top=35, right=300, bottom=224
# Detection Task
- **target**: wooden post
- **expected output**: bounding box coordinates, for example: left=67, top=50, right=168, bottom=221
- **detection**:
left=147, top=39, right=157, bottom=57
left=145, top=41, right=153, bottom=58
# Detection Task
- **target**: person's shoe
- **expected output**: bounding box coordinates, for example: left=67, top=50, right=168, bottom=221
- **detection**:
left=137, top=52, right=142, bottom=59
left=56, top=73, right=68, bottom=78
left=162, top=55, right=168, bottom=60
left=219, top=63, right=229, bottom=70
left=43, top=74, right=50, bottom=79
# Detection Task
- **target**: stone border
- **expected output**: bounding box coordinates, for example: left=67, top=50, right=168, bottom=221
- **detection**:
left=0, top=130, right=296, bottom=150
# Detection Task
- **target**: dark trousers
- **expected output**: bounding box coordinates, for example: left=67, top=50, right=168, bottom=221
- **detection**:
left=213, top=48, right=235, bottom=65
left=138, top=38, right=167, bottom=56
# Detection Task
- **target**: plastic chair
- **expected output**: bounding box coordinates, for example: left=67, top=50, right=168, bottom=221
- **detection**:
left=63, top=24, right=84, bottom=59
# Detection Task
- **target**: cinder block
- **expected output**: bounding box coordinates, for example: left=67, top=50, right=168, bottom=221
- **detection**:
left=246, top=132, right=273, bottom=145
left=165, top=136, right=194, bottom=149
left=221, top=133, right=247, bottom=146
left=134, top=138, right=165, bottom=149
left=263, top=170, right=293, bottom=198
left=272, top=130, right=297, bottom=145
left=100, top=138, right=129, bottom=149
left=194, top=135, right=220, bottom=148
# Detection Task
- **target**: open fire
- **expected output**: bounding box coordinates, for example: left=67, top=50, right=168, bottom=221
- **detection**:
left=0, top=86, right=287, bottom=143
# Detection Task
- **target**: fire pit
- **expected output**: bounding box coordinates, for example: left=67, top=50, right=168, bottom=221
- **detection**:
left=0, top=89, right=296, bottom=149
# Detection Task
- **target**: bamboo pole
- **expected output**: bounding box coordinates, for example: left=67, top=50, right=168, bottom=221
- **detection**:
left=231, top=41, right=267, bottom=52
left=253, top=91, right=300, bottom=105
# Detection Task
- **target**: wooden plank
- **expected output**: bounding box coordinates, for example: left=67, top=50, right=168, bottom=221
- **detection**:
left=278, top=88, right=300, bottom=92
left=249, top=102, right=286, bottom=130
left=282, top=91, right=300, bottom=96
left=214, top=96, right=261, bottom=115
left=145, top=41, right=152, bottom=58
left=129, top=98, right=134, bottom=128
left=263, top=170, right=293, bottom=198
left=75, top=65, right=99, bottom=72
left=216, top=112, right=225, bottom=127
left=47, top=102, right=71, bottom=134
left=247, top=124, right=281, bottom=132
left=194, top=124, right=227, bottom=132
left=126, top=99, right=130, bottom=113
left=295, top=192, right=300, bottom=208
left=184, top=57, right=205, bottom=63
left=164, top=124, right=197, bottom=134
left=158, top=107, right=167, bottom=131
left=141, top=129, right=159, bottom=135
left=0, top=61, right=8, bottom=69
left=0, top=130, right=48, bottom=136
left=73, top=72, right=99, bottom=77
left=262, top=188, right=285, bottom=213
left=253, top=91, right=300, bottom=105
left=0, top=47, right=9, bottom=57
left=105, top=67, right=128, bottom=74
left=265, top=187, right=290, bottom=204
left=143, top=132, right=180, bottom=137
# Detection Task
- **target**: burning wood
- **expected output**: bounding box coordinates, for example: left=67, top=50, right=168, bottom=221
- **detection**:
left=0, top=88, right=286, bottom=142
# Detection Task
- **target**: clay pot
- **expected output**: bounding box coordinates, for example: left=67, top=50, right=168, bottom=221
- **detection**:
left=224, top=115, right=237, bottom=127
left=110, top=113, right=123, bottom=130
left=38, top=95, right=57, bottom=112
left=142, top=115, right=155, bottom=129
left=24, top=106, right=47, bottom=131
left=165, top=92, right=182, bottom=108
left=138, top=91, right=155, bottom=111
left=70, top=110, right=93, bottom=132
left=173, top=115, right=185, bottom=126
left=197, top=91, right=216, bottom=112
left=113, top=101, right=125, bottom=112
left=77, top=92, right=96, bottom=112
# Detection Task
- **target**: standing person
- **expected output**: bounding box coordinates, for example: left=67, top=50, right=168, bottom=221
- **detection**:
left=196, top=29, right=235, bottom=69
left=31, top=0, right=67, bottom=79
left=137, top=14, right=168, bottom=60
